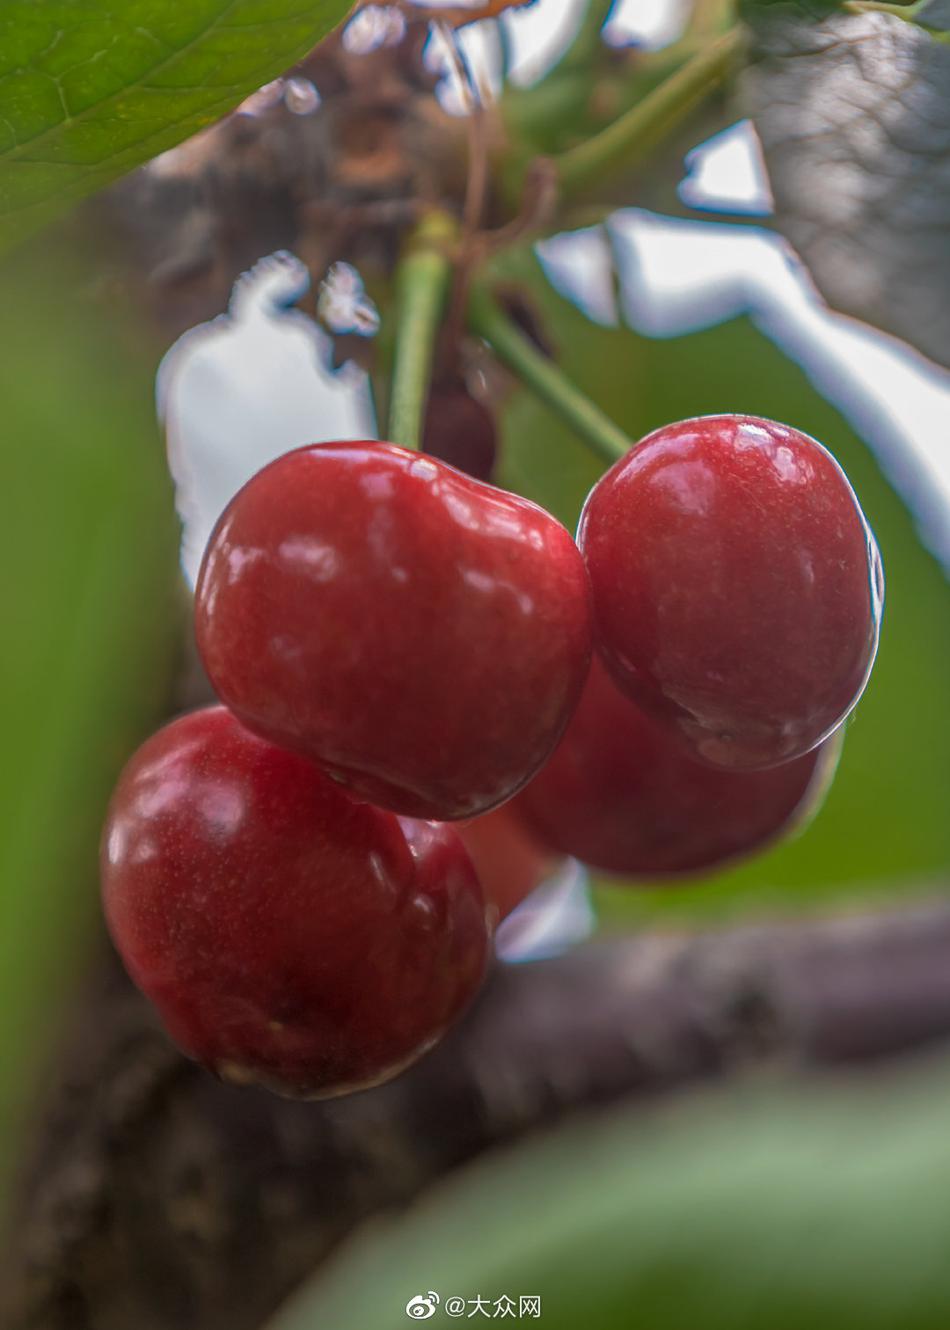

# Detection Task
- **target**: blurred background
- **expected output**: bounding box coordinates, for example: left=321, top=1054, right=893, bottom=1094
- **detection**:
left=1, top=0, right=948, bottom=1326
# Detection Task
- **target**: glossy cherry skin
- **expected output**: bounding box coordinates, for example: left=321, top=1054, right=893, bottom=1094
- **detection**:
left=456, top=806, right=559, bottom=920
left=101, top=707, right=491, bottom=1098
left=513, top=659, right=839, bottom=878
left=579, top=415, right=883, bottom=769
left=423, top=383, right=497, bottom=481
left=195, top=441, right=592, bottom=820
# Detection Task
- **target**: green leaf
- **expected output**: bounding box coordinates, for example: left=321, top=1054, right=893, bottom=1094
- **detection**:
left=268, top=1058, right=950, bottom=1330
left=740, top=4, right=950, bottom=368
left=0, top=0, right=352, bottom=250
left=0, top=231, right=179, bottom=1214
left=494, top=250, right=950, bottom=923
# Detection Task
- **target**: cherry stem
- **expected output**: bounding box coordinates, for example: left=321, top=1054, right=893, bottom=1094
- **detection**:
left=387, top=210, right=458, bottom=450
left=552, top=28, right=744, bottom=201
left=467, top=283, right=632, bottom=466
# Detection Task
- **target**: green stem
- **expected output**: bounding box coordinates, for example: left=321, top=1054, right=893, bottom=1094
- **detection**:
left=387, top=210, right=458, bottom=450
left=553, top=28, right=744, bottom=201
left=467, top=283, right=632, bottom=466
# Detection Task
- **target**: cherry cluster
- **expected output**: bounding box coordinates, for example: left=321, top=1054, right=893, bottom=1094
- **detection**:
left=101, top=414, right=883, bottom=1099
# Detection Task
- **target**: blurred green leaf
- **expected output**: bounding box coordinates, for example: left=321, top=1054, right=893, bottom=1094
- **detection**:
left=269, top=1057, right=950, bottom=1330
left=0, top=232, right=179, bottom=1216
left=496, top=250, right=950, bottom=922
left=0, top=0, right=351, bottom=250
left=740, top=3, right=950, bottom=369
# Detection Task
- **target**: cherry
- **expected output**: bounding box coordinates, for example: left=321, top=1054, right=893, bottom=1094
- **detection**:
left=422, top=382, right=497, bottom=481
left=513, top=659, right=839, bottom=877
left=579, top=415, right=883, bottom=769
left=456, top=806, right=559, bottom=920
left=101, top=707, right=490, bottom=1098
left=195, top=441, right=592, bottom=821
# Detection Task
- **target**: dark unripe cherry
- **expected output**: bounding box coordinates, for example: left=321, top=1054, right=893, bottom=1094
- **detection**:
left=101, top=707, right=491, bottom=1098
left=513, top=659, right=840, bottom=878
left=422, top=383, right=497, bottom=481
left=195, top=441, right=592, bottom=820
left=579, top=415, right=883, bottom=769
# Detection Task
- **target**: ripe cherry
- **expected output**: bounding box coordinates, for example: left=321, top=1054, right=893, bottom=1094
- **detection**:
left=195, top=441, right=592, bottom=821
left=513, top=659, right=839, bottom=878
left=579, top=415, right=883, bottom=769
left=101, top=707, right=491, bottom=1098
left=456, top=805, right=559, bottom=920
left=423, top=382, right=497, bottom=481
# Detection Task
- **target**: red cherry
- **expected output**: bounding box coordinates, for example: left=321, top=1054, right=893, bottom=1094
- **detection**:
left=101, top=707, right=490, bottom=1098
left=456, top=805, right=559, bottom=920
left=195, top=441, right=592, bottom=820
left=513, top=659, right=839, bottom=878
left=423, top=383, right=497, bottom=481
left=579, top=415, right=883, bottom=769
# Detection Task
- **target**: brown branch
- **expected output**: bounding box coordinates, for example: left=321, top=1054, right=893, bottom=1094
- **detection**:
left=5, top=895, right=950, bottom=1330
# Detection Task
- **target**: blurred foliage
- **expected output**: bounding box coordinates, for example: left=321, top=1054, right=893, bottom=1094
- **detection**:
left=496, top=247, right=950, bottom=923
left=268, top=1056, right=950, bottom=1330
left=0, top=0, right=352, bottom=251
left=0, top=231, right=179, bottom=1217
left=740, top=1, right=950, bottom=372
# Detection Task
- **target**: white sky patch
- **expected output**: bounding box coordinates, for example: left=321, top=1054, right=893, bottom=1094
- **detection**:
left=501, top=0, right=589, bottom=85
left=426, top=0, right=690, bottom=111
left=158, top=252, right=374, bottom=588
left=496, top=859, right=595, bottom=962
left=680, top=119, right=774, bottom=216
left=425, top=0, right=580, bottom=113
left=536, top=226, right=619, bottom=326
left=604, top=0, right=690, bottom=49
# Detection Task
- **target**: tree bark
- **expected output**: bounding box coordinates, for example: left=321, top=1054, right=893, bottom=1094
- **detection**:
left=6, top=895, right=950, bottom=1330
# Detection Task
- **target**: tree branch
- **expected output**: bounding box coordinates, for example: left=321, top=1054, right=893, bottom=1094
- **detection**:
left=6, top=895, right=950, bottom=1330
